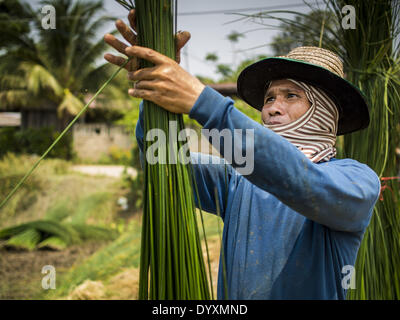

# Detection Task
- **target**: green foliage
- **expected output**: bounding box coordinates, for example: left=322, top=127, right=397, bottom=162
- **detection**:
left=0, top=127, right=18, bottom=155
left=43, top=213, right=221, bottom=299
left=205, top=52, right=219, bottom=62
left=216, top=64, right=233, bottom=78
left=0, top=126, right=74, bottom=160
left=196, top=75, right=216, bottom=85
left=44, top=198, right=73, bottom=221
left=114, top=97, right=141, bottom=127
left=44, top=219, right=142, bottom=298
left=44, top=190, right=117, bottom=227
left=228, top=55, right=268, bottom=83
left=330, top=0, right=400, bottom=300
left=269, top=10, right=339, bottom=56
left=0, top=219, right=119, bottom=251
left=0, top=0, right=127, bottom=127
left=0, top=153, right=45, bottom=223
left=64, top=192, right=113, bottom=225
left=227, top=31, right=244, bottom=43
left=95, top=146, right=133, bottom=166
left=233, top=98, right=261, bottom=123
left=203, top=52, right=269, bottom=83
left=6, top=228, right=41, bottom=251
left=120, top=143, right=144, bottom=213
left=37, top=236, right=68, bottom=250
left=69, top=224, right=119, bottom=242
left=109, top=146, right=132, bottom=166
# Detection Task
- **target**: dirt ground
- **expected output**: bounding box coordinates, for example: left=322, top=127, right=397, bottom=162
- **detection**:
left=0, top=235, right=221, bottom=300
left=0, top=242, right=105, bottom=300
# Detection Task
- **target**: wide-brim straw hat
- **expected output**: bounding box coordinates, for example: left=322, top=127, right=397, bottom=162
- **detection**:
left=237, top=46, right=370, bottom=135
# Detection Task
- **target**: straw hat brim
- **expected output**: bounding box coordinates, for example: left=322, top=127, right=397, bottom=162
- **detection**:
left=237, top=57, right=370, bottom=136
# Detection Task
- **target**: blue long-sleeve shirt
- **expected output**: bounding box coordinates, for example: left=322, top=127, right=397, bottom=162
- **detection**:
left=135, top=86, right=381, bottom=300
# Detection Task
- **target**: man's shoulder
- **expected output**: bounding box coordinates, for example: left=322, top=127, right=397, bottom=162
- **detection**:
left=323, top=157, right=372, bottom=169
left=321, top=157, right=380, bottom=189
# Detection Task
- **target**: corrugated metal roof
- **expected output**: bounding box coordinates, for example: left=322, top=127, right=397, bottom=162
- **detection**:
left=0, top=112, right=21, bottom=126
left=208, top=83, right=237, bottom=96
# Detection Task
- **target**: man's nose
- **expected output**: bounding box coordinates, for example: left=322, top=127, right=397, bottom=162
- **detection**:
left=264, top=98, right=284, bottom=116
left=268, top=106, right=282, bottom=116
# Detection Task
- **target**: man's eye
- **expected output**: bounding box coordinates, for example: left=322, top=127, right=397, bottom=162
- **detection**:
left=265, top=97, right=274, bottom=103
left=288, top=93, right=298, bottom=98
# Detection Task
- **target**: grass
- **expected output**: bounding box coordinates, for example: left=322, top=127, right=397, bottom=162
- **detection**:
left=0, top=152, right=136, bottom=298
left=43, top=218, right=142, bottom=299
left=0, top=153, right=82, bottom=228
left=42, top=211, right=221, bottom=300
left=0, top=152, right=131, bottom=247
left=0, top=152, right=223, bottom=300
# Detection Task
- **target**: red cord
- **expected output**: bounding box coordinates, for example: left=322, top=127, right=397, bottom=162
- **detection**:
left=379, top=176, right=400, bottom=201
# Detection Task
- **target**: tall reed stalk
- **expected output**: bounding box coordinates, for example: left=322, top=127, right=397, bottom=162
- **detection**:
left=117, top=0, right=212, bottom=299
left=329, top=0, right=400, bottom=300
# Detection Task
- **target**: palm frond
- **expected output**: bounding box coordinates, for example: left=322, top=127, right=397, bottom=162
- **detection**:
left=57, top=89, right=85, bottom=117
left=20, top=62, right=63, bottom=97
left=0, top=89, right=30, bottom=109
left=0, top=0, right=116, bottom=113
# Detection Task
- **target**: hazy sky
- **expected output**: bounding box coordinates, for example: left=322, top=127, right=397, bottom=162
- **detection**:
left=30, top=0, right=313, bottom=80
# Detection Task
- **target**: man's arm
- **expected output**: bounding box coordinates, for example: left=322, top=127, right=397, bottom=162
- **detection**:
left=135, top=101, right=236, bottom=219
left=122, top=43, right=379, bottom=233
left=188, top=86, right=381, bottom=232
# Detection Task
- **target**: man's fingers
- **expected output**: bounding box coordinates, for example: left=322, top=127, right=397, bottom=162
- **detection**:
left=125, top=45, right=173, bottom=66
left=128, top=66, right=158, bottom=81
left=116, top=19, right=137, bottom=46
left=176, top=31, right=191, bottom=51
left=133, top=79, right=157, bottom=90
left=104, top=53, right=129, bottom=68
left=104, top=33, right=128, bottom=55
left=128, top=88, right=153, bottom=100
left=128, top=9, right=137, bottom=33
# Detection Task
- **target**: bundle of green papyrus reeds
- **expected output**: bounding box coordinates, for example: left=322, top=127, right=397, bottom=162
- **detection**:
left=0, top=0, right=213, bottom=300
left=117, top=0, right=212, bottom=300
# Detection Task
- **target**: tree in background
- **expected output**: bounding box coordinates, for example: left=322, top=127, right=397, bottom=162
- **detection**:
left=227, top=30, right=245, bottom=66
left=269, top=9, right=340, bottom=56
left=204, top=51, right=268, bottom=84
left=0, top=0, right=129, bottom=129
left=203, top=29, right=257, bottom=83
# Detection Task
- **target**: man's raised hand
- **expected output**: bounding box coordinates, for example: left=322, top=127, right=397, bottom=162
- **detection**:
left=124, top=45, right=205, bottom=115
left=104, top=9, right=191, bottom=72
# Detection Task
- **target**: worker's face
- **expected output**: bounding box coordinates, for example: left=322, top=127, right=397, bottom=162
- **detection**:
left=261, top=79, right=311, bottom=125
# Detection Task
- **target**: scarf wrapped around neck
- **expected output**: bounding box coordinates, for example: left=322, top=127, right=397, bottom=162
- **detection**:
left=263, top=79, right=339, bottom=163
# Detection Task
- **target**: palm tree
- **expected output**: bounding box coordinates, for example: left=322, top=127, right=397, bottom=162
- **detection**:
left=0, top=0, right=127, bottom=130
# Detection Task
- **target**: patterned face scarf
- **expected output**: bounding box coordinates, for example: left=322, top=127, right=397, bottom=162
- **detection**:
left=263, top=79, right=339, bottom=163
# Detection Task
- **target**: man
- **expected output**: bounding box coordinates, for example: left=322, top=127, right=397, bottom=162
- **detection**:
left=104, top=11, right=380, bottom=300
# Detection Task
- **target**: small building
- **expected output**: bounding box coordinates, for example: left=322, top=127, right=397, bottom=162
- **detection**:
left=0, top=112, right=21, bottom=127
left=72, top=123, right=133, bottom=162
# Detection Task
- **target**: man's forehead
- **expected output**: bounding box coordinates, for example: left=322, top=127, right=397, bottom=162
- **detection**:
left=266, top=80, right=304, bottom=94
